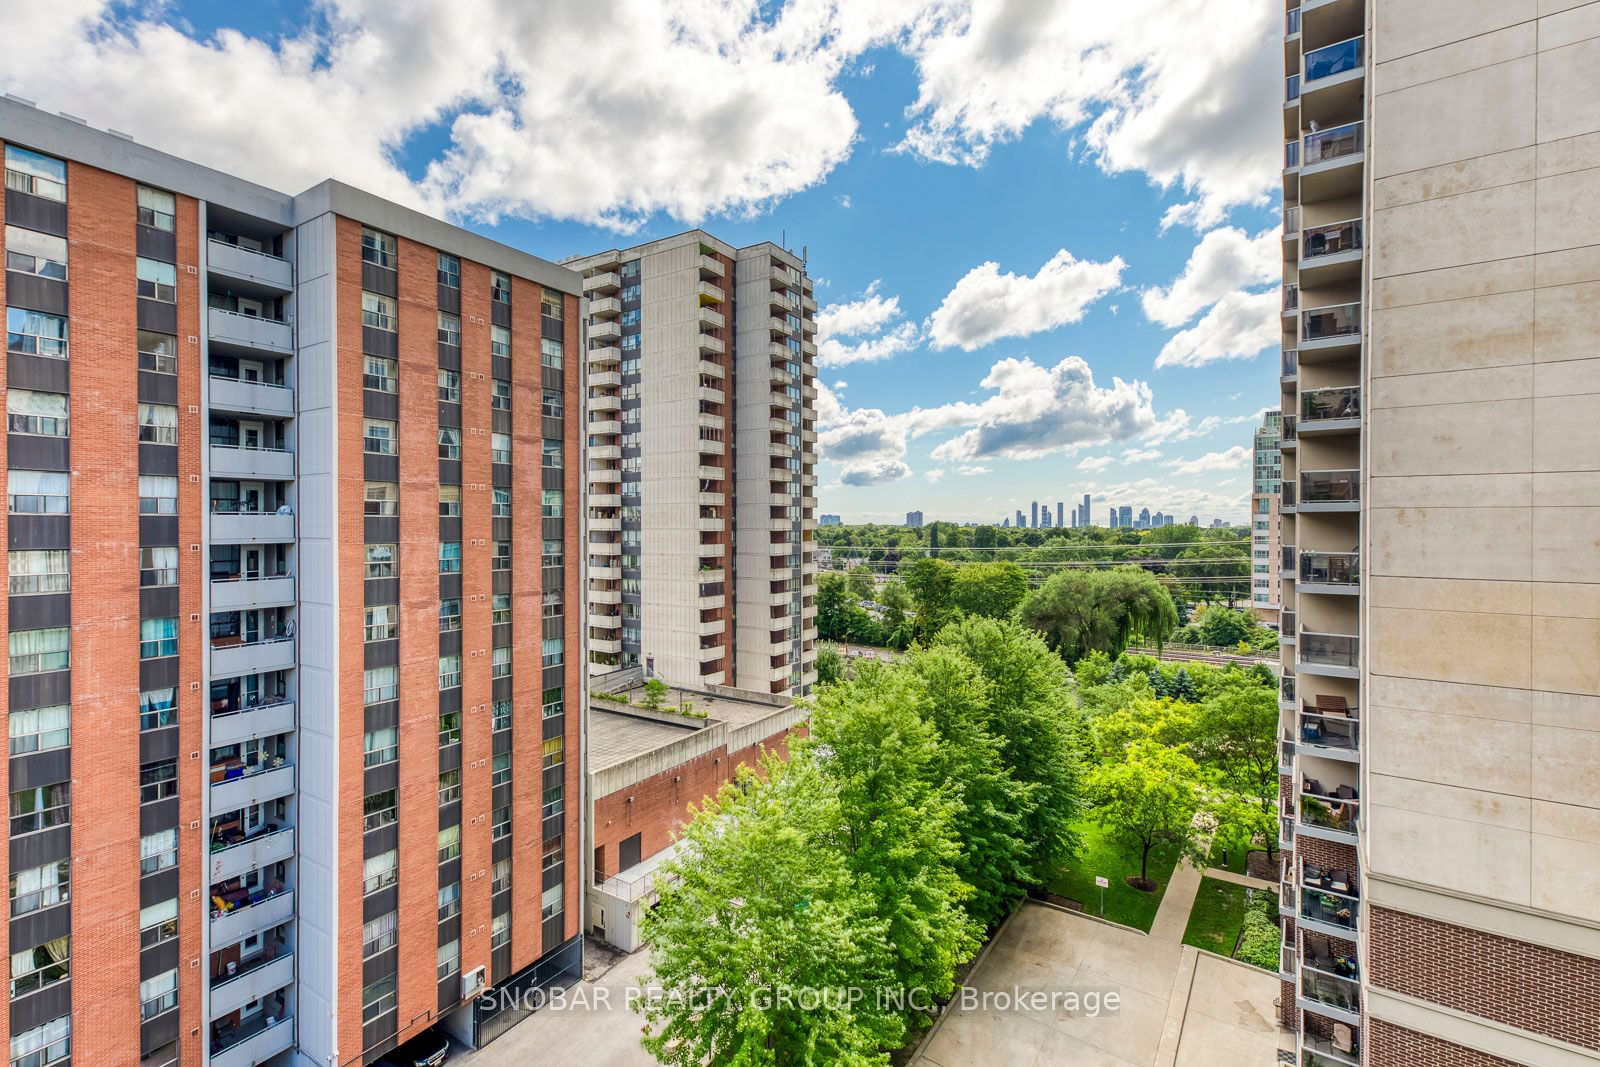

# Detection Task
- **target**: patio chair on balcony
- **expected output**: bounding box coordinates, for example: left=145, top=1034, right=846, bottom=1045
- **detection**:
left=1335, top=784, right=1357, bottom=801
left=1316, top=695, right=1349, bottom=716
left=1333, top=1023, right=1355, bottom=1054
left=1328, top=869, right=1351, bottom=893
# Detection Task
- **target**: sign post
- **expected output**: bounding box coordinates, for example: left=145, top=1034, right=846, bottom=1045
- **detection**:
left=1094, top=875, right=1109, bottom=918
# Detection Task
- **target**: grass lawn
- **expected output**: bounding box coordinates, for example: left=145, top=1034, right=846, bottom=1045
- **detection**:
left=1205, top=839, right=1249, bottom=875
left=1045, top=817, right=1181, bottom=932
left=1181, top=877, right=1250, bottom=957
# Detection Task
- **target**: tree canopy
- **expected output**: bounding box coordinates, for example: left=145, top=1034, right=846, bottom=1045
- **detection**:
left=1015, top=567, right=1179, bottom=664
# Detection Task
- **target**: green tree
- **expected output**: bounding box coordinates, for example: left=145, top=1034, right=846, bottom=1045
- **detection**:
left=1193, top=605, right=1253, bottom=648
left=877, top=580, right=914, bottom=650
left=1191, top=680, right=1281, bottom=861
left=815, top=643, right=846, bottom=686
left=816, top=571, right=854, bottom=642
left=1015, top=567, right=1178, bottom=664
left=639, top=757, right=901, bottom=1066
left=948, top=561, right=1030, bottom=620
left=901, top=557, right=958, bottom=641
left=642, top=677, right=669, bottom=709
left=847, top=564, right=877, bottom=601
left=1083, top=738, right=1207, bottom=889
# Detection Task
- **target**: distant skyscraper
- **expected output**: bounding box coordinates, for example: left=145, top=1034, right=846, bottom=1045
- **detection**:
left=1138, top=507, right=1151, bottom=529
left=1118, top=505, right=1133, bottom=528
left=1153, top=511, right=1165, bottom=526
left=1188, top=514, right=1198, bottom=526
left=905, top=510, right=924, bottom=528
left=819, top=514, right=842, bottom=526
left=1016, top=509, right=1026, bottom=528
left=1030, top=501, right=1039, bottom=528
left=1001, top=518, right=1010, bottom=528
left=1108, top=508, right=1117, bottom=527
left=1080, top=493, right=1091, bottom=528
left=1056, top=501, right=1064, bottom=528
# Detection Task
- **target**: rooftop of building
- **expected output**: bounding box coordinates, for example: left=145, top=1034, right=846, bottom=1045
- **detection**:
left=587, top=682, right=797, bottom=774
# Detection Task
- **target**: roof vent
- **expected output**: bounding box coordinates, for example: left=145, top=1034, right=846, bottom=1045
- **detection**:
left=57, top=112, right=87, bottom=125
left=3, top=94, right=36, bottom=107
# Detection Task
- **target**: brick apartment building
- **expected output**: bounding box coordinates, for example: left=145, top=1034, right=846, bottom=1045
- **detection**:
left=0, top=97, right=584, bottom=1066
left=1277, top=1, right=1600, bottom=1064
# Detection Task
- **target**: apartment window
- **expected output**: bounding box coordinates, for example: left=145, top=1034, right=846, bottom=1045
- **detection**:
left=364, top=418, right=398, bottom=455
left=138, top=329, right=176, bottom=373
left=491, top=699, right=511, bottom=732
left=541, top=338, right=563, bottom=369
left=438, top=654, right=462, bottom=691
left=363, top=788, right=397, bottom=832
left=8, top=471, right=69, bottom=515
left=364, top=663, right=399, bottom=705
left=542, top=688, right=564, bottom=719
left=9, top=1015, right=70, bottom=1067
left=361, top=228, right=396, bottom=269
left=364, top=604, right=397, bottom=642
left=8, top=705, right=68, bottom=756
left=491, top=806, right=510, bottom=841
left=491, top=271, right=512, bottom=304
left=363, top=355, right=397, bottom=393
left=541, top=389, right=563, bottom=418
left=491, top=487, right=511, bottom=518
left=139, top=617, right=178, bottom=660
left=362, top=291, right=396, bottom=331
left=438, top=426, right=461, bottom=460
left=492, top=593, right=511, bottom=625
left=490, top=912, right=510, bottom=950
left=364, top=481, right=398, bottom=517
left=439, top=542, right=462, bottom=574
left=542, top=589, right=562, bottom=618
left=491, top=432, right=511, bottom=464
left=492, top=379, right=511, bottom=410
left=541, top=489, right=563, bottom=517
left=9, top=860, right=68, bottom=917
left=139, top=898, right=178, bottom=950
left=541, top=289, right=564, bottom=320
left=4, top=147, right=66, bottom=202
left=491, top=859, right=511, bottom=896
left=619, top=283, right=640, bottom=302
left=541, top=882, right=564, bottom=921
left=6, top=390, right=68, bottom=438
left=139, top=546, right=178, bottom=588
left=542, top=539, right=563, bottom=570
left=9, top=628, right=69, bottom=676
left=139, top=759, right=177, bottom=804
left=365, top=543, right=396, bottom=579
left=363, top=849, right=398, bottom=895
left=135, top=257, right=176, bottom=303
left=362, top=974, right=397, bottom=1024
left=542, top=784, right=563, bottom=820
left=137, top=402, right=178, bottom=445
left=439, top=483, right=461, bottom=517
left=438, top=368, right=460, bottom=403
left=491, top=644, right=512, bottom=678
left=542, top=439, right=562, bottom=469
left=437, top=252, right=460, bottom=288
left=436, top=935, right=462, bottom=979
left=136, top=185, right=176, bottom=231
left=138, top=474, right=177, bottom=515
left=363, top=725, right=398, bottom=766
left=542, top=736, right=565, bottom=769
left=139, top=969, right=177, bottom=1022
left=138, top=827, right=177, bottom=875
left=362, top=911, right=397, bottom=959
left=432, top=599, right=461, bottom=636
left=139, top=688, right=176, bottom=731
left=491, top=752, right=511, bottom=787
left=6, top=308, right=68, bottom=359
left=12, top=937, right=70, bottom=999
left=542, top=637, right=564, bottom=669
left=438, top=769, right=460, bottom=805
left=438, top=824, right=461, bottom=863
left=438, top=311, right=461, bottom=347
left=492, top=541, right=511, bottom=571
left=438, top=882, right=460, bottom=921
left=8, top=550, right=68, bottom=595
left=5, top=227, right=67, bottom=281
left=9, top=783, right=68, bottom=836
left=490, top=325, right=510, bottom=359
left=439, top=710, right=461, bottom=747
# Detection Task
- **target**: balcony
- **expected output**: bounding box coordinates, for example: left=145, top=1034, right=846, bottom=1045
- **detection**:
left=583, top=270, right=620, bottom=294
left=1281, top=481, right=1297, bottom=512
left=209, top=308, right=293, bottom=355
left=1300, top=302, right=1360, bottom=357
left=211, top=699, right=296, bottom=748
left=210, top=574, right=295, bottom=612
left=1281, top=610, right=1297, bottom=641
left=1283, top=283, right=1299, bottom=316
left=699, top=307, right=726, bottom=330
left=1300, top=631, right=1358, bottom=677
left=1280, top=672, right=1297, bottom=707
left=590, top=515, right=621, bottom=532
left=698, top=334, right=726, bottom=356
left=210, top=443, right=295, bottom=480
left=210, top=375, right=294, bottom=418
left=1303, top=36, right=1363, bottom=86
left=587, top=417, right=621, bottom=436
left=1281, top=544, right=1296, bottom=574
left=1286, top=6, right=1301, bottom=36
left=1285, top=73, right=1301, bottom=103
left=698, top=254, right=724, bottom=278
left=1300, top=703, right=1357, bottom=756
left=1301, top=122, right=1365, bottom=198
left=1299, top=387, right=1360, bottom=436
left=210, top=509, right=295, bottom=544
left=590, top=635, right=622, bottom=654
left=1299, top=876, right=1358, bottom=936
left=698, top=280, right=725, bottom=305
left=210, top=942, right=293, bottom=1018
left=589, top=295, right=621, bottom=319
left=589, top=320, right=621, bottom=342
left=1281, top=349, right=1298, bottom=382
left=587, top=344, right=621, bottom=367
left=211, top=635, right=297, bottom=677
left=208, top=239, right=293, bottom=291
left=1280, top=414, right=1297, bottom=452
left=1299, top=774, right=1360, bottom=839
left=1300, top=219, right=1363, bottom=284
left=211, top=1013, right=294, bottom=1067
left=211, top=887, right=294, bottom=949
left=209, top=825, right=295, bottom=884
left=591, top=588, right=622, bottom=605
left=1300, top=966, right=1360, bottom=1023
left=588, top=467, right=621, bottom=485
left=1299, top=551, right=1359, bottom=593
left=211, top=762, right=295, bottom=813
left=1302, top=1031, right=1360, bottom=1067
left=1299, top=469, right=1359, bottom=511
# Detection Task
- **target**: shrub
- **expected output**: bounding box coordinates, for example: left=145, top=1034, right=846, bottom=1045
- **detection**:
left=1235, top=892, right=1281, bottom=969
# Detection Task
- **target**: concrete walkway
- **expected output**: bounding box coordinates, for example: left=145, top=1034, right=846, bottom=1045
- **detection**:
left=1148, top=856, right=1206, bottom=943
left=1203, top=867, right=1277, bottom=892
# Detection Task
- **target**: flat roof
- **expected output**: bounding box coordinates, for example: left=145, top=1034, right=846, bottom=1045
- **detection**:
left=588, top=685, right=794, bottom=773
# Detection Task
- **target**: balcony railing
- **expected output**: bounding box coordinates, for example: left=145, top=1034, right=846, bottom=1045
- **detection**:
left=1301, top=631, right=1357, bottom=668
left=1282, top=413, right=1298, bottom=442
left=1301, top=709, right=1358, bottom=751
left=1286, top=7, right=1300, bottom=35
left=1282, top=610, right=1297, bottom=638
left=1300, top=777, right=1360, bottom=835
left=211, top=1002, right=291, bottom=1064
left=1282, top=545, right=1296, bottom=571
left=1286, top=74, right=1301, bottom=102
left=1301, top=885, right=1358, bottom=932
left=1304, top=36, right=1364, bottom=83
left=1302, top=386, right=1360, bottom=423
left=1284, top=284, right=1300, bottom=312
left=1303, top=219, right=1362, bottom=260
left=1282, top=349, right=1298, bottom=376
left=1281, top=673, right=1297, bottom=704
left=1300, top=551, right=1359, bottom=587
left=1301, top=469, right=1360, bottom=504
left=1303, top=1032, right=1361, bottom=1067
left=1303, top=302, right=1360, bottom=342
left=1304, top=121, right=1364, bottom=166
left=1302, top=967, right=1361, bottom=1013
left=1282, top=482, right=1297, bottom=508
left=1285, top=139, right=1301, bottom=169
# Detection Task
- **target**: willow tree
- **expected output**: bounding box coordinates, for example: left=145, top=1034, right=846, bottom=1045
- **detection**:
left=1015, top=566, right=1178, bottom=665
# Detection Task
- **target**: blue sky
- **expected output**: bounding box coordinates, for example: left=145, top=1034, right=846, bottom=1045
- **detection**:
left=4, top=0, right=1285, bottom=523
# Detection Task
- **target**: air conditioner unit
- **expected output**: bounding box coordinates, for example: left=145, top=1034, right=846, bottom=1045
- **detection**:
left=461, top=966, right=486, bottom=999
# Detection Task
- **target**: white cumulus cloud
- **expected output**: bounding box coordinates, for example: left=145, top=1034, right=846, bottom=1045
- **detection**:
left=1141, top=226, right=1280, bottom=328
left=1154, top=290, right=1279, bottom=369
left=1121, top=447, right=1163, bottom=462
left=816, top=281, right=922, bottom=367
left=1167, top=445, right=1250, bottom=476
left=928, top=249, right=1126, bottom=351
left=1077, top=455, right=1115, bottom=472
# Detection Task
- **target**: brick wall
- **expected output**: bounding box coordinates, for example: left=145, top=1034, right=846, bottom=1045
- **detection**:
left=560, top=290, right=583, bottom=944
left=1370, top=907, right=1600, bottom=1051
left=0, top=135, right=9, bottom=1055
left=1368, top=1019, right=1525, bottom=1067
